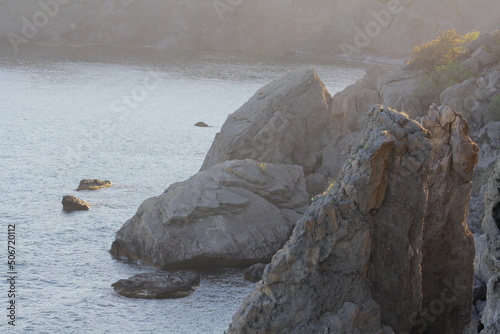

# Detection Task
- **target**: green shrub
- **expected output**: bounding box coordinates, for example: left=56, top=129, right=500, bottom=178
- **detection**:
left=407, top=29, right=479, bottom=72
left=414, top=61, right=478, bottom=103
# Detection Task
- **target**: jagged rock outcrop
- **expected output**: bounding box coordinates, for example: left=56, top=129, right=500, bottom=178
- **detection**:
left=110, top=159, right=309, bottom=269
left=481, top=157, right=500, bottom=332
left=111, top=271, right=200, bottom=299
left=419, top=105, right=478, bottom=334
left=326, top=66, right=435, bottom=181
left=61, top=195, right=90, bottom=211
left=228, top=106, right=432, bottom=334
left=201, top=68, right=334, bottom=196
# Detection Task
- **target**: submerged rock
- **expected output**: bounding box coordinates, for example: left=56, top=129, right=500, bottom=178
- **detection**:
left=77, top=179, right=112, bottom=191
left=111, top=272, right=200, bottom=299
left=481, top=157, right=500, bottom=332
left=228, top=106, right=432, bottom=333
left=62, top=195, right=90, bottom=212
left=419, top=105, right=479, bottom=334
left=111, top=159, right=309, bottom=269
left=194, top=122, right=209, bottom=127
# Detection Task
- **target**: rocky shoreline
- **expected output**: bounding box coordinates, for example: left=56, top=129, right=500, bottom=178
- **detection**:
left=109, top=32, right=500, bottom=332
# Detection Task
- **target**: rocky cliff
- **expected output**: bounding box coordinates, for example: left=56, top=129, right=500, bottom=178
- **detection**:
left=481, top=157, right=500, bottom=333
left=105, top=62, right=486, bottom=330
left=1, top=0, right=499, bottom=57
left=228, top=104, right=478, bottom=333
left=420, top=105, right=478, bottom=334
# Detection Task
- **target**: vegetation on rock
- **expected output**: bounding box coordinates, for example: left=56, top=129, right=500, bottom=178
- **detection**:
left=407, top=29, right=479, bottom=72
left=414, top=61, right=478, bottom=105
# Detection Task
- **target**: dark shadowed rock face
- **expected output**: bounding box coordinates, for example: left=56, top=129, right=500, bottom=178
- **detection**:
left=62, top=195, right=90, bottom=212
left=76, top=179, right=112, bottom=191
left=200, top=68, right=334, bottom=196
left=111, top=272, right=200, bottom=299
left=228, top=106, right=432, bottom=334
left=419, top=105, right=479, bottom=334
left=481, top=157, right=500, bottom=332
left=110, top=159, right=309, bottom=269
left=243, top=263, right=267, bottom=283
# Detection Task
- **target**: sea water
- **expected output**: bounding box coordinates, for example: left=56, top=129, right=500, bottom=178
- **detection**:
left=0, top=45, right=367, bottom=333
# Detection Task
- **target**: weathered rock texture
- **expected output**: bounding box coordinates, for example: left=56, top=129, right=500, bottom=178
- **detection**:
left=61, top=195, right=90, bottom=211
left=111, top=159, right=309, bottom=269
left=76, top=179, right=112, bottom=191
left=243, top=263, right=267, bottom=283
left=419, top=105, right=479, bottom=334
left=481, top=157, right=500, bottom=332
left=228, top=106, right=432, bottom=334
left=201, top=68, right=333, bottom=196
left=111, top=271, right=200, bottom=299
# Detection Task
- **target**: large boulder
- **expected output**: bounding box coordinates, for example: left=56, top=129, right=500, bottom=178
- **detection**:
left=111, top=272, right=200, bottom=299
left=200, top=68, right=333, bottom=195
left=62, top=195, right=90, bottom=212
left=419, top=105, right=479, bottom=334
left=481, top=157, right=500, bottom=332
left=228, top=106, right=432, bottom=333
left=110, top=159, right=309, bottom=269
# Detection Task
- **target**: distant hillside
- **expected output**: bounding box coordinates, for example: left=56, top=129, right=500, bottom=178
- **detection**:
left=1, top=0, right=499, bottom=57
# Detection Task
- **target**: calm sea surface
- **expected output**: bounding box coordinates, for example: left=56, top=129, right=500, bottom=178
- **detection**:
left=0, top=44, right=367, bottom=333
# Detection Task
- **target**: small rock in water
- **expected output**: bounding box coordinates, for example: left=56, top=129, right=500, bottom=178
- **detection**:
left=111, top=272, right=200, bottom=299
left=194, top=122, right=209, bottom=127
left=62, top=195, right=90, bottom=212
left=243, top=263, right=266, bottom=282
left=77, top=179, right=112, bottom=191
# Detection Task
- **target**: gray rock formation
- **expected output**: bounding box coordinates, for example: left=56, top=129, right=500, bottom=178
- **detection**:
left=326, top=66, right=434, bottom=182
left=201, top=68, right=334, bottom=196
left=62, top=195, right=90, bottom=211
left=111, top=159, right=309, bottom=269
left=243, top=263, right=266, bottom=283
left=419, top=105, right=479, bottom=334
left=481, top=157, right=500, bottom=332
left=228, top=106, right=432, bottom=334
left=111, top=271, right=200, bottom=299
left=76, top=179, right=112, bottom=191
